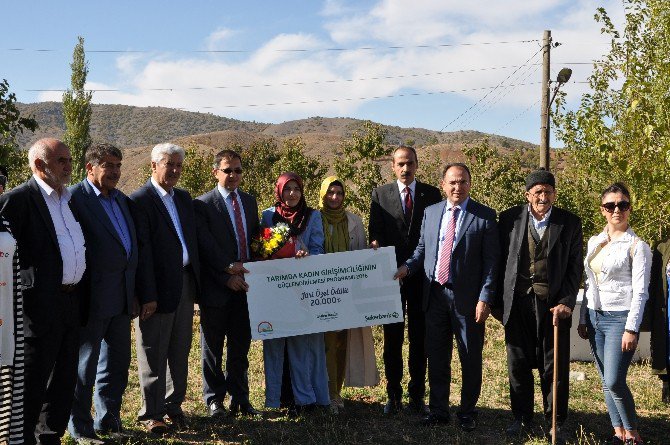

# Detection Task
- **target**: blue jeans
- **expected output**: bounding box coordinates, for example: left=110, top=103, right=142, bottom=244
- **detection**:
left=586, top=309, right=637, bottom=431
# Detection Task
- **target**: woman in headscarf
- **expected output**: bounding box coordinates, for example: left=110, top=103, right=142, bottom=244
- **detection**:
left=319, top=176, right=379, bottom=414
left=261, top=172, right=329, bottom=414
left=0, top=213, right=24, bottom=445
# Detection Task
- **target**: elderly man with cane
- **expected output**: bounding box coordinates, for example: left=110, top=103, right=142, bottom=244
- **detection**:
left=494, top=169, right=583, bottom=445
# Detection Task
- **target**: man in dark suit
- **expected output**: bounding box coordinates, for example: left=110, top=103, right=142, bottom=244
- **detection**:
left=397, top=162, right=498, bottom=431
left=496, top=169, right=582, bottom=444
left=67, top=144, right=138, bottom=443
left=194, top=149, right=260, bottom=418
left=129, top=143, right=201, bottom=434
left=369, top=146, right=442, bottom=415
left=0, top=138, right=87, bottom=445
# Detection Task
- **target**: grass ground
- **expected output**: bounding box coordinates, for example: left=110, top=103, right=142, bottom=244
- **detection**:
left=64, top=318, right=669, bottom=444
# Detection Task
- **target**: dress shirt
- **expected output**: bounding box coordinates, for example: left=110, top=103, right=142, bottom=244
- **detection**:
left=151, top=177, right=190, bottom=266
left=434, top=197, right=469, bottom=282
left=580, top=227, right=652, bottom=332
left=396, top=179, right=416, bottom=211
left=86, top=179, right=132, bottom=258
left=528, top=205, right=552, bottom=239
left=217, top=185, right=249, bottom=260
left=33, top=174, right=86, bottom=285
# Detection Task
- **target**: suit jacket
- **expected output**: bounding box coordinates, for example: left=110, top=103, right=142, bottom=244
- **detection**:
left=369, top=181, right=442, bottom=266
left=649, top=239, right=669, bottom=374
left=405, top=198, right=499, bottom=315
left=70, top=180, right=138, bottom=319
left=496, top=205, right=583, bottom=326
left=194, top=187, right=259, bottom=308
left=129, top=180, right=201, bottom=313
left=0, top=177, right=87, bottom=336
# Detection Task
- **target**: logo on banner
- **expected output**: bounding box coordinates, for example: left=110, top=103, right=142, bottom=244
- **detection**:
left=257, top=321, right=273, bottom=335
left=317, top=312, right=338, bottom=321
left=364, top=311, right=401, bottom=322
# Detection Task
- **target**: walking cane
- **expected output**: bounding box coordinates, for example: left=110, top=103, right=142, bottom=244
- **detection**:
left=552, top=319, right=559, bottom=445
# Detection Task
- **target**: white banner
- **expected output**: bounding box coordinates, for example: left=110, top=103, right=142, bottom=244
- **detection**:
left=245, top=246, right=403, bottom=340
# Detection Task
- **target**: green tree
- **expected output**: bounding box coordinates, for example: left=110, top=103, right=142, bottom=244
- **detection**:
left=0, top=79, right=38, bottom=186
left=63, top=36, right=93, bottom=182
left=554, top=0, right=670, bottom=243
left=334, top=121, right=390, bottom=226
left=179, top=144, right=215, bottom=198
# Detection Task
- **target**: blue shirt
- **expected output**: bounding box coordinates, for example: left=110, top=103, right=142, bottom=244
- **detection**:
left=151, top=177, right=190, bottom=266
left=87, top=179, right=132, bottom=258
left=217, top=185, right=249, bottom=260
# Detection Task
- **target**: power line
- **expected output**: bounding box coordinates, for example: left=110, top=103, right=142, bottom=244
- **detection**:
left=5, top=39, right=540, bottom=54
left=23, top=64, right=543, bottom=93
left=497, top=99, right=541, bottom=132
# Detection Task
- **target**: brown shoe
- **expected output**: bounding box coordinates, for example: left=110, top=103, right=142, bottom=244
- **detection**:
left=140, top=419, right=168, bottom=434
left=165, top=413, right=189, bottom=431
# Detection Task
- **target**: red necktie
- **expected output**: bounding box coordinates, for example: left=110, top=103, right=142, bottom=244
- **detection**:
left=230, top=191, right=248, bottom=261
left=436, top=206, right=460, bottom=285
left=404, top=187, right=413, bottom=216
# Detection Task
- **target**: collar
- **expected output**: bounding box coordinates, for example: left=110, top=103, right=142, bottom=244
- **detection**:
left=86, top=178, right=117, bottom=198
left=33, top=174, right=70, bottom=200
left=446, top=196, right=469, bottom=212
left=527, top=204, right=553, bottom=224
left=396, top=179, right=416, bottom=195
left=151, top=177, right=173, bottom=198
left=217, top=184, right=238, bottom=200
left=595, top=226, right=637, bottom=244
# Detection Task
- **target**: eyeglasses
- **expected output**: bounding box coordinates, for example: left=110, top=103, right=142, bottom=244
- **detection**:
left=218, top=168, right=243, bottom=175
left=601, top=201, right=631, bottom=212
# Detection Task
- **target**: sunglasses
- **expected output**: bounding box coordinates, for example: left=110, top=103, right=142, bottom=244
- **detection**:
left=601, top=201, right=631, bottom=213
left=218, top=167, right=243, bottom=175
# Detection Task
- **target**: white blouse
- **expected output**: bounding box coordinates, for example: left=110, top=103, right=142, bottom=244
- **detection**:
left=580, top=227, right=652, bottom=332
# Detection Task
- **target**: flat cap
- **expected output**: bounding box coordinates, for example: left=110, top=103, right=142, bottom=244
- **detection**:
left=525, top=169, right=555, bottom=191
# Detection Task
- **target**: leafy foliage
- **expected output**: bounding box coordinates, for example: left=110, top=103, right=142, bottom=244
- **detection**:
left=62, top=36, right=92, bottom=182
left=0, top=79, right=38, bottom=185
left=554, top=0, right=670, bottom=243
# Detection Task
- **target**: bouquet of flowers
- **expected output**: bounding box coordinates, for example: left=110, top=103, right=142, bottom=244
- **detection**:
left=251, top=222, right=292, bottom=259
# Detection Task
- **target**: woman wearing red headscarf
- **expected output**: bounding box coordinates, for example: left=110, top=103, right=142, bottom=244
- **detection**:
left=261, top=172, right=329, bottom=414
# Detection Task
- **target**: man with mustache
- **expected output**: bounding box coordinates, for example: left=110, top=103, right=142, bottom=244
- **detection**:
left=495, top=169, right=583, bottom=445
left=67, top=144, right=139, bottom=444
left=0, top=138, right=87, bottom=445
left=369, top=146, right=442, bottom=415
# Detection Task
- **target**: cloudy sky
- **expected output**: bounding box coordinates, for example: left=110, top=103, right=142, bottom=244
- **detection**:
left=3, top=0, right=625, bottom=144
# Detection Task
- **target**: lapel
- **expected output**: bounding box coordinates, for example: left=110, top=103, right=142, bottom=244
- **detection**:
left=240, top=191, right=256, bottom=236
left=546, top=208, right=563, bottom=253
left=117, top=193, right=137, bottom=250
left=82, top=180, right=125, bottom=248
left=28, top=177, right=59, bottom=248
left=387, top=183, right=406, bottom=227
left=213, top=188, right=236, bottom=239
left=454, top=200, right=475, bottom=248
left=147, top=180, right=181, bottom=242
left=510, top=206, right=529, bottom=257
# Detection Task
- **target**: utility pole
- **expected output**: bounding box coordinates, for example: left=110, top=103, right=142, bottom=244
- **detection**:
left=540, top=30, right=551, bottom=170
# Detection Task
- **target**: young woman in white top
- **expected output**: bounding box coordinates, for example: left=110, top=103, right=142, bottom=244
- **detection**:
left=578, top=182, right=651, bottom=445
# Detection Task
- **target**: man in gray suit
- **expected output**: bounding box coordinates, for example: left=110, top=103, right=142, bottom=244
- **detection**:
left=396, top=163, right=498, bottom=432
left=68, top=144, right=138, bottom=444
left=496, top=169, right=582, bottom=445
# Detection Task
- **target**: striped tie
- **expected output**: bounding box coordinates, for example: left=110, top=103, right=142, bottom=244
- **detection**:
left=230, top=191, right=248, bottom=262
left=436, top=206, right=460, bottom=285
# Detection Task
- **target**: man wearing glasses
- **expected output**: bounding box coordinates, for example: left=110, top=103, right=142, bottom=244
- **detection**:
left=194, top=149, right=260, bottom=419
left=495, top=169, right=583, bottom=445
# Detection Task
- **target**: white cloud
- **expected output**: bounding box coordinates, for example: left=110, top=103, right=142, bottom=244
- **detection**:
left=205, top=27, right=237, bottom=51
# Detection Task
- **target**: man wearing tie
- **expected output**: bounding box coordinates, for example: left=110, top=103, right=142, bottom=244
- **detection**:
left=369, top=146, right=442, bottom=415
left=194, top=149, right=260, bottom=418
left=130, top=143, right=201, bottom=434
left=67, top=144, right=138, bottom=443
left=0, top=138, right=87, bottom=445
left=396, top=163, right=499, bottom=432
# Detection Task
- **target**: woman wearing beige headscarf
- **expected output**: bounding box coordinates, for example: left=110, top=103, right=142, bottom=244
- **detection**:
left=319, top=176, right=379, bottom=414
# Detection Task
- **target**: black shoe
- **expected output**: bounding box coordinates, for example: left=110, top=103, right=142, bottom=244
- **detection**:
left=662, top=381, right=670, bottom=404
left=383, top=399, right=402, bottom=415
left=548, top=425, right=568, bottom=445
left=165, top=413, right=189, bottom=431
left=421, top=412, right=450, bottom=426
left=230, top=401, right=261, bottom=417
left=208, top=400, right=227, bottom=418
left=506, top=418, right=532, bottom=436
left=458, top=414, right=477, bottom=432
left=407, top=398, right=429, bottom=415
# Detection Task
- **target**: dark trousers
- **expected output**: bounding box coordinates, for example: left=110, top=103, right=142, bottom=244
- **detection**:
left=425, top=283, right=484, bottom=418
left=383, top=274, right=426, bottom=400
left=24, top=290, right=80, bottom=445
left=200, top=296, right=252, bottom=406
left=505, top=293, right=570, bottom=424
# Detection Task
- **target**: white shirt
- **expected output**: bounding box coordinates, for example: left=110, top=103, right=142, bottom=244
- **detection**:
left=434, top=197, right=469, bottom=280
left=217, top=185, right=249, bottom=260
left=396, top=179, right=416, bottom=214
left=33, top=174, right=86, bottom=285
left=151, top=177, right=190, bottom=267
left=528, top=205, right=552, bottom=239
left=580, top=227, right=652, bottom=332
